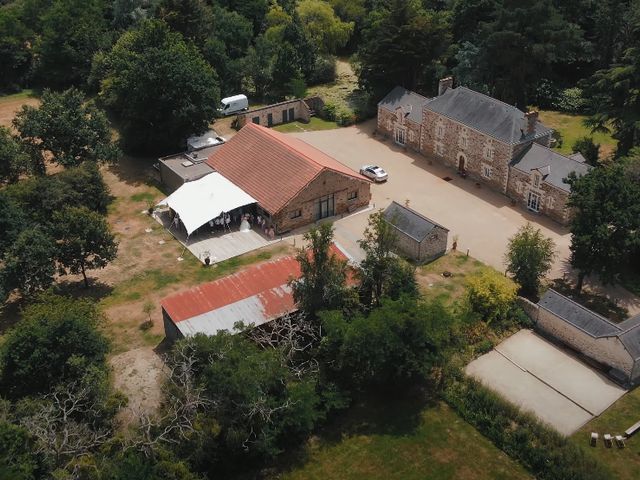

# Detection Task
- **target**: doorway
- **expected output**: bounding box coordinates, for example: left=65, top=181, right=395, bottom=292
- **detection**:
left=458, top=154, right=467, bottom=175
left=527, top=191, right=541, bottom=212
left=315, top=194, right=335, bottom=220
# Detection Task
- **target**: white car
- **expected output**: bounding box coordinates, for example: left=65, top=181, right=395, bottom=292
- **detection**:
left=359, top=165, right=388, bottom=182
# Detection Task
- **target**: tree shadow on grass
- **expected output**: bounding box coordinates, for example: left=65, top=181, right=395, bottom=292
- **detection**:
left=54, top=279, right=114, bottom=303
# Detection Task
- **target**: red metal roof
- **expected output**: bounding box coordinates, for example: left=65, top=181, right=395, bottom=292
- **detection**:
left=161, top=244, right=351, bottom=335
left=206, top=123, right=369, bottom=215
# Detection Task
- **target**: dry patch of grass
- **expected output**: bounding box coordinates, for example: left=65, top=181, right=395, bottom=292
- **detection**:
left=0, top=90, right=39, bottom=128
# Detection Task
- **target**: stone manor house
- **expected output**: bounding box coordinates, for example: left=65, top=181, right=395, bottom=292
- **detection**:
left=377, top=78, right=591, bottom=224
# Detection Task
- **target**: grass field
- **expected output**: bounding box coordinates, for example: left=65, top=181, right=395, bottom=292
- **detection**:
left=538, top=110, right=616, bottom=159
left=274, top=117, right=338, bottom=133
left=278, top=394, right=530, bottom=480
left=573, top=387, right=640, bottom=480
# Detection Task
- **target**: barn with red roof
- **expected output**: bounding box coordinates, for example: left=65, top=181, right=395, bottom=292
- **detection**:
left=206, top=122, right=371, bottom=233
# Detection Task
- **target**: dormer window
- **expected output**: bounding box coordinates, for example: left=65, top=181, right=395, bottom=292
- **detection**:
left=532, top=172, right=541, bottom=188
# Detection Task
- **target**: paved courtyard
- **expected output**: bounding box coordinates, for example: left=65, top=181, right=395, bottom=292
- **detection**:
left=466, top=330, right=627, bottom=435
left=294, top=123, right=572, bottom=278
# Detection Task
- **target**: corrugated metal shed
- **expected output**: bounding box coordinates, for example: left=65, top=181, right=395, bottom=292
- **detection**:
left=161, top=244, right=349, bottom=337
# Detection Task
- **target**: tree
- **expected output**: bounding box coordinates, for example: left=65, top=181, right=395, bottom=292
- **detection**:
left=582, top=14, right=640, bottom=157
left=0, top=294, right=109, bottom=398
left=13, top=88, right=119, bottom=168
left=466, top=270, right=517, bottom=325
left=358, top=211, right=418, bottom=308
left=320, top=297, right=455, bottom=392
left=572, top=136, right=601, bottom=166
left=34, top=0, right=110, bottom=88
left=94, top=19, right=220, bottom=153
left=296, top=0, right=354, bottom=54
left=0, top=192, right=26, bottom=258
left=0, top=420, right=47, bottom=480
left=0, top=127, right=31, bottom=183
left=53, top=206, right=118, bottom=288
left=567, top=159, right=640, bottom=292
left=156, top=0, right=213, bottom=46
left=290, top=223, right=352, bottom=318
left=1, top=227, right=57, bottom=299
left=357, top=0, right=451, bottom=99
left=0, top=4, right=33, bottom=92
left=505, top=223, right=556, bottom=298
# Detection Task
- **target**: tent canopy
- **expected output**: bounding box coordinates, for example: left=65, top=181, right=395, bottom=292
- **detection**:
left=158, top=172, right=256, bottom=235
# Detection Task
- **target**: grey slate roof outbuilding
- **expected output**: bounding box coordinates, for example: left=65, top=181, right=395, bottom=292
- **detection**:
left=378, top=86, right=429, bottom=124
left=424, top=87, right=553, bottom=145
left=537, top=289, right=640, bottom=386
left=511, top=143, right=592, bottom=192
left=383, top=201, right=449, bottom=263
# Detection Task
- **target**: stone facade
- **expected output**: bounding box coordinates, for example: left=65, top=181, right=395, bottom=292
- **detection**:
left=273, top=170, right=371, bottom=233
left=394, top=225, right=448, bottom=263
left=420, top=110, right=512, bottom=193
left=505, top=167, right=571, bottom=224
left=237, top=99, right=311, bottom=128
left=377, top=106, right=422, bottom=152
left=536, top=307, right=634, bottom=379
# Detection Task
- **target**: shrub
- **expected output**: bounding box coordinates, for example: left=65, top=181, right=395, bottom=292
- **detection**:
left=309, top=55, right=337, bottom=85
left=335, top=106, right=356, bottom=126
left=553, top=87, right=586, bottom=114
left=443, top=377, right=609, bottom=480
left=475, top=339, right=494, bottom=355
left=551, top=130, right=563, bottom=149
left=321, top=102, right=337, bottom=121
left=466, top=270, right=517, bottom=325
left=572, top=136, right=600, bottom=166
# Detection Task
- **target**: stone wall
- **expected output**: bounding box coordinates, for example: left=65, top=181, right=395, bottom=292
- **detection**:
left=392, top=225, right=447, bottom=263
left=237, top=99, right=310, bottom=128
left=419, top=109, right=511, bottom=192
left=273, top=170, right=371, bottom=233
left=537, top=307, right=634, bottom=379
left=377, top=106, right=422, bottom=152
left=505, top=167, right=571, bottom=225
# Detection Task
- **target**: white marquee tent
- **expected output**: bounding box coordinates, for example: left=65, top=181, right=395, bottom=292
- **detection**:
left=157, top=172, right=256, bottom=235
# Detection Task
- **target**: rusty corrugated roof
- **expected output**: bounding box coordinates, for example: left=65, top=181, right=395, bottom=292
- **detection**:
left=161, top=244, right=351, bottom=337
left=206, top=123, right=369, bottom=215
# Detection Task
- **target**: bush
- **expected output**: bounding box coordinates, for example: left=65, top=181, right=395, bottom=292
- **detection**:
left=551, top=130, right=563, bottom=149
left=443, top=377, right=609, bottom=480
left=531, top=79, right=560, bottom=109
left=466, top=270, right=517, bottom=325
left=321, top=102, right=337, bottom=121
left=335, top=106, right=356, bottom=126
left=572, top=136, right=600, bottom=166
left=553, top=87, right=587, bottom=114
left=309, top=55, right=337, bottom=85
left=475, top=339, right=494, bottom=355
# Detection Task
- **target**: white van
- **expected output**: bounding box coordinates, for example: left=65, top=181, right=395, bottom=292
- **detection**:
left=218, top=94, right=249, bottom=116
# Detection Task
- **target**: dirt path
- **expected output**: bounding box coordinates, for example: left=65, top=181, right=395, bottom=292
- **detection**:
left=0, top=96, right=39, bottom=128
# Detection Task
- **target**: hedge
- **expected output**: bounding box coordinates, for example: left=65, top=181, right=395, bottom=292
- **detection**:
left=443, top=376, right=610, bottom=480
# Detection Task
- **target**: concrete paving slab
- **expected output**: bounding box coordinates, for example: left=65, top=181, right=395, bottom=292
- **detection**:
left=496, top=330, right=626, bottom=416
left=466, top=350, right=593, bottom=436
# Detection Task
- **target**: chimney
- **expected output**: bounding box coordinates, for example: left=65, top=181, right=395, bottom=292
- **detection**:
left=525, top=110, right=538, bottom=135
left=438, top=76, right=454, bottom=96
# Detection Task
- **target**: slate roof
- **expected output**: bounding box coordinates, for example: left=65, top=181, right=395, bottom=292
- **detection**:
left=538, top=290, right=640, bottom=360
left=511, top=143, right=592, bottom=192
left=383, top=201, right=448, bottom=243
left=425, top=87, right=553, bottom=145
left=206, top=123, right=368, bottom=215
left=378, top=86, right=429, bottom=124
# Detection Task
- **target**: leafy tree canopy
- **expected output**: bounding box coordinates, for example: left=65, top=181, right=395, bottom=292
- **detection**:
left=0, top=294, right=109, bottom=399
left=13, top=88, right=119, bottom=168
left=297, top=0, right=354, bottom=54
left=94, top=19, right=220, bottom=153
left=0, top=126, right=31, bottom=184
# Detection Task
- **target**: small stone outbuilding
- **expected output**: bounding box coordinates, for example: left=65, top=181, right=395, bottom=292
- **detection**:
left=533, top=289, right=640, bottom=387
left=383, top=201, right=448, bottom=263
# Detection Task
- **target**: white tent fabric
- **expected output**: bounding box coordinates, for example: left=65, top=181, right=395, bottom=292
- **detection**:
left=158, top=172, right=256, bottom=235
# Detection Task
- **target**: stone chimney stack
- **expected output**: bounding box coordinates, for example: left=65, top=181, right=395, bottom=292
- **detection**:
left=438, top=76, right=454, bottom=96
left=525, top=110, right=539, bottom=135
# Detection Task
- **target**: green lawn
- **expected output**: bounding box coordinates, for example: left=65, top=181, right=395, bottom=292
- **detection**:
left=278, top=395, right=530, bottom=480
left=274, top=117, right=338, bottom=133
left=572, top=387, right=640, bottom=480
left=0, top=89, right=37, bottom=104
left=538, top=110, right=616, bottom=158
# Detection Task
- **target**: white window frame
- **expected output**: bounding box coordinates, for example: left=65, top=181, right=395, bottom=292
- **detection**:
left=482, top=163, right=493, bottom=179
left=547, top=196, right=555, bottom=209
left=347, top=190, right=358, bottom=201
left=394, top=126, right=406, bottom=145
left=527, top=191, right=541, bottom=212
